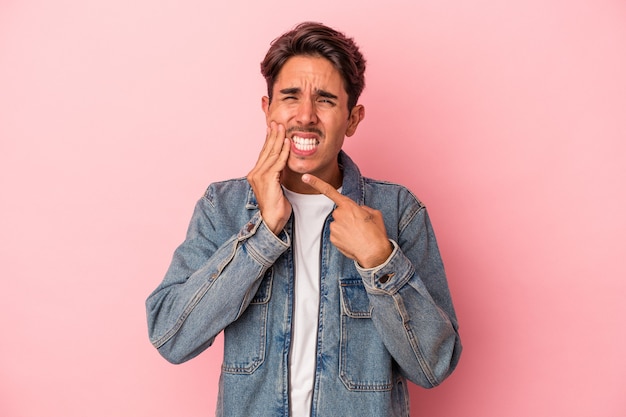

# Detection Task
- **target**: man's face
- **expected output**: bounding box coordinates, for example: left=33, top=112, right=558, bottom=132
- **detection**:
left=262, top=55, right=364, bottom=192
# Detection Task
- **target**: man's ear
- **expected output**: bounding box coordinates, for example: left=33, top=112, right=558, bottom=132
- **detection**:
left=261, top=96, right=271, bottom=124
left=346, top=104, right=365, bottom=137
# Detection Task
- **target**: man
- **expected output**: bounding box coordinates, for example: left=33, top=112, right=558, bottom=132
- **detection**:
left=146, top=22, right=462, bottom=417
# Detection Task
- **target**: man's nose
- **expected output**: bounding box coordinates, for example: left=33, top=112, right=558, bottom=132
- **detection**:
left=295, top=99, right=318, bottom=125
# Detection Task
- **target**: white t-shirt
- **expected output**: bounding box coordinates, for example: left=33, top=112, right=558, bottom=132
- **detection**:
left=282, top=187, right=335, bottom=417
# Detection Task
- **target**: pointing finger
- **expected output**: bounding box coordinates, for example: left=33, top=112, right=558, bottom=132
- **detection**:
left=302, top=174, right=350, bottom=206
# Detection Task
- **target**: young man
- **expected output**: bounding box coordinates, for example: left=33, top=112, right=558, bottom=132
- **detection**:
left=146, top=22, right=462, bottom=417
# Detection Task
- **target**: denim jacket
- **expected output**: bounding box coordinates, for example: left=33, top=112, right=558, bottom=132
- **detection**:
left=146, top=151, right=462, bottom=417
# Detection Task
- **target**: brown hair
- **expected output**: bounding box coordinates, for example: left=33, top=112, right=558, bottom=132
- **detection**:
left=260, top=22, right=366, bottom=110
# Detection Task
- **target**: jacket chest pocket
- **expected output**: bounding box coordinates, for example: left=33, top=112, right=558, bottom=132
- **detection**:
left=221, top=269, right=273, bottom=374
left=339, top=278, right=393, bottom=391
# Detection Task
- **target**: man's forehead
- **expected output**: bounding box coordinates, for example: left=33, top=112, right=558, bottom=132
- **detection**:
left=273, top=56, right=346, bottom=95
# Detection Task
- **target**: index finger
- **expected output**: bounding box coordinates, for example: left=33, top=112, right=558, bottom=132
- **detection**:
left=302, top=174, right=351, bottom=206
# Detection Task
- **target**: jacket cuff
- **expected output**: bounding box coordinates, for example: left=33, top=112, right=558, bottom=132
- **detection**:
left=239, top=212, right=290, bottom=267
left=356, top=240, right=414, bottom=294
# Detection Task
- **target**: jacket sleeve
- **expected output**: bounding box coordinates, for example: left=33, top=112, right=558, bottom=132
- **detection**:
left=356, top=198, right=462, bottom=388
left=145, top=192, right=290, bottom=364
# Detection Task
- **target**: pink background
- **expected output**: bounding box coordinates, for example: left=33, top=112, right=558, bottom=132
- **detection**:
left=1, top=1, right=625, bottom=416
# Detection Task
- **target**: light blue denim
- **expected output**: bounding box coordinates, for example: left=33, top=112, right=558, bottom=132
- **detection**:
left=146, top=151, right=462, bottom=417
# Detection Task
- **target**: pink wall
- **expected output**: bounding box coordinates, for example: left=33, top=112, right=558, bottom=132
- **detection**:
left=1, top=1, right=625, bottom=416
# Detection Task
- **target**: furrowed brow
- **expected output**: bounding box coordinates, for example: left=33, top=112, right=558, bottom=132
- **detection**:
left=316, top=89, right=338, bottom=100
left=279, top=87, right=301, bottom=95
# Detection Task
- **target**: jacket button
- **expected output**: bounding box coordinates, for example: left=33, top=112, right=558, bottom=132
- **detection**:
left=379, top=274, right=391, bottom=284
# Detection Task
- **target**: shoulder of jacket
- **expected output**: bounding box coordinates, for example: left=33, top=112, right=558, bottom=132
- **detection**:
left=362, top=177, right=425, bottom=209
left=202, top=177, right=249, bottom=204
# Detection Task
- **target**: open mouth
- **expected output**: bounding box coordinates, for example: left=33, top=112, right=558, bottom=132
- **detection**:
left=291, top=135, right=319, bottom=152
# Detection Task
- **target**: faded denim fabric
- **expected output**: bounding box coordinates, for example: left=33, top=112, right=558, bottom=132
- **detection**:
left=146, top=151, right=462, bottom=417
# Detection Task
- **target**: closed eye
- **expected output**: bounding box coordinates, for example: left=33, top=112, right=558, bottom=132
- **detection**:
left=279, top=88, right=300, bottom=101
left=316, top=89, right=338, bottom=106
left=317, top=98, right=336, bottom=105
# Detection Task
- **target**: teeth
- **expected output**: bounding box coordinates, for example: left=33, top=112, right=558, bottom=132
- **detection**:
left=292, top=135, right=318, bottom=151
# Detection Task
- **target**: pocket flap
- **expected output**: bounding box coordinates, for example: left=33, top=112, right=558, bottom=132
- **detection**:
left=340, top=278, right=372, bottom=318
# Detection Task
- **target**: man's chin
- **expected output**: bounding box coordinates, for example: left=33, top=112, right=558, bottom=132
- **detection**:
left=286, top=157, right=315, bottom=175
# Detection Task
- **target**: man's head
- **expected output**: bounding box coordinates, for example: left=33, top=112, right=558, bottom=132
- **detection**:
left=259, top=23, right=366, bottom=193
left=260, top=22, right=366, bottom=111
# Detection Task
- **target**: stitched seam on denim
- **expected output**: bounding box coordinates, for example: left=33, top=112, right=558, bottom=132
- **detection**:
left=245, top=239, right=277, bottom=268
left=243, top=222, right=289, bottom=268
left=221, top=302, right=268, bottom=374
left=360, top=254, right=413, bottom=297
left=202, top=177, right=248, bottom=207
left=152, top=238, right=240, bottom=349
left=360, top=178, right=426, bottom=240
left=339, top=280, right=393, bottom=392
left=393, top=293, right=439, bottom=387
left=250, top=269, right=273, bottom=304
left=340, top=279, right=373, bottom=318
left=152, top=278, right=217, bottom=349
left=338, top=314, right=394, bottom=392
left=399, top=200, right=424, bottom=235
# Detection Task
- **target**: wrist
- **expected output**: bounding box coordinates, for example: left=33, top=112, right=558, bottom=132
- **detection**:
left=261, top=212, right=290, bottom=235
left=357, top=240, right=394, bottom=269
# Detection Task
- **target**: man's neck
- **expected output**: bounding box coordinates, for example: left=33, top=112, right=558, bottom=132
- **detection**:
left=281, top=168, right=342, bottom=194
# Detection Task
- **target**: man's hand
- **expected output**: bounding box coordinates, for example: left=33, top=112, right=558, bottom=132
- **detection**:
left=302, top=173, right=393, bottom=268
left=247, top=122, right=292, bottom=235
